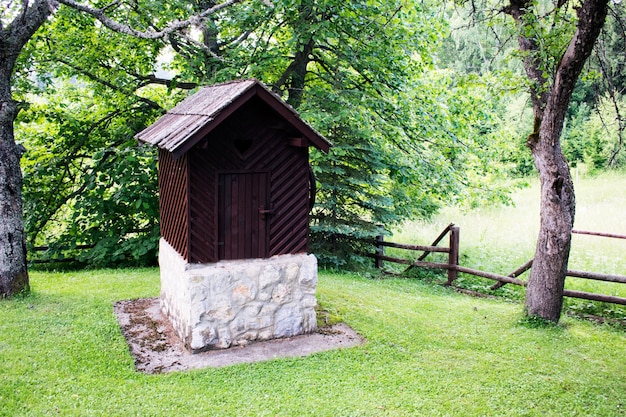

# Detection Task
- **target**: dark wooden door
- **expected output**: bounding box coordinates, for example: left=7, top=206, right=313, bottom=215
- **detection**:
left=218, top=172, right=271, bottom=260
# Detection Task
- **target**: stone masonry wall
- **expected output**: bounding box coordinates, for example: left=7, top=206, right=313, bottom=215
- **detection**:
left=158, top=239, right=318, bottom=352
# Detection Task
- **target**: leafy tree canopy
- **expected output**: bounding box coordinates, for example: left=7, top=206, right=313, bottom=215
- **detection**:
left=16, top=0, right=523, bottom=268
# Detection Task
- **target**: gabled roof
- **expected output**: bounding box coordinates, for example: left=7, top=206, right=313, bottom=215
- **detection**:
left=135, top=79, right=331, bottom=159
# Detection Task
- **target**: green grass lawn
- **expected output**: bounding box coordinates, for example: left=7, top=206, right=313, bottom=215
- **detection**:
left=392, top=171, right=626, bottom=318
left=1, top=268, right=625, bottom=416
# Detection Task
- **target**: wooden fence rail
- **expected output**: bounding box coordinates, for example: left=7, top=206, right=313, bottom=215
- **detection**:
left=572, top=229, right=626, bottom=240
left=372, top=225, right=626, bottom=306
left=29, top=244, right=97, bottom=264
left=373, top=223, right=460, bottom=284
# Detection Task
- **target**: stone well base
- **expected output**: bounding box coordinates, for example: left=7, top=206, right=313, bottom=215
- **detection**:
left=158, top=239, right=318, bottom=352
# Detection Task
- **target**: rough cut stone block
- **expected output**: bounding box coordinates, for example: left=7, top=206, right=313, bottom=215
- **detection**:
left=158, top=239, right=318, bottom=352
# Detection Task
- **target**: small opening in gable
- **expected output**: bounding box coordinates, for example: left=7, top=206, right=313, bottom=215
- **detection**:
left=234, top=138, right=254, bottom=155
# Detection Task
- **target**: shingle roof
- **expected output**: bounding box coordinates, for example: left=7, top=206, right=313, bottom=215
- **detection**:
left=135, top=79, right=331, bottom=158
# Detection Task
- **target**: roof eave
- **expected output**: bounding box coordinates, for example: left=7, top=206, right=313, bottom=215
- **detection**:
left=135, top=79, right=332, bottom=158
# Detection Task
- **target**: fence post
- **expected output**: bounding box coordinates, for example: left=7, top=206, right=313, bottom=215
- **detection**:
left=447, top=226, right=460, bottom=285
left=375, top=226, right=384, bottom=269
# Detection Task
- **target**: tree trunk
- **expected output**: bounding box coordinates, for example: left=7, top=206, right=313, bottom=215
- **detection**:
left=271, top=1, right=316, bottom=109
left=0, top=0, right=54, bottom=297
left=508, top=0, right=610, bottom=322
left=525, top=133, right=575, bottom=320
left=0, top=95, right=29, bottom=297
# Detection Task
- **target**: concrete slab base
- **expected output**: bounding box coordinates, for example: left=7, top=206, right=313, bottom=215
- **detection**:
left=114, top=297, right=365, bottom=374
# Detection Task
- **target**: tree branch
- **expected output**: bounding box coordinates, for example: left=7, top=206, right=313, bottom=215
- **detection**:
left=136, top=74, right=198, bottom=90
left=57, top=0, right=242, bottom=39
left=3, top=0, right=56, bottom=66
left=503, top=0, right=549, bottom=117
left=595, top=32, right=625, bottom=167
left=552, top=0, right=610, bottom=106
left=55, top=58, right=163, bottom=111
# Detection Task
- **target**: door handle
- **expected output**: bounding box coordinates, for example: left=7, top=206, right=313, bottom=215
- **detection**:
left=259, top=206, right=275, bottom=216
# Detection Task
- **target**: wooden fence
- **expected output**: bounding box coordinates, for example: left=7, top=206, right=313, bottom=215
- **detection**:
left=30, top=244, right=96, bottom=264
left=371, top=224, right=626, bottom=306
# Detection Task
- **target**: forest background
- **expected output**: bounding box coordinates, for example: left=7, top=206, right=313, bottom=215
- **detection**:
left=11, top=0, right=625, bottom=270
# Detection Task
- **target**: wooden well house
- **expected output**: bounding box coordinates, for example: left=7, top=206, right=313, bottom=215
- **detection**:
left=137, top=79, right=331, bottom=264
left=135, top=79, right=331, bottom=351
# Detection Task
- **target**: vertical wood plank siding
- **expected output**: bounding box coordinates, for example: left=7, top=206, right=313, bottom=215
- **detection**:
left=188, top=150, right=218, bottom=263
left=158, top=149, right=189, bottom=260
left=217, top=172, right=270, bottom=260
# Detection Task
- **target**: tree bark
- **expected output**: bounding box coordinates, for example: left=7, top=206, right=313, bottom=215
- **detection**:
left=506, top=0, right=609, bottom=321
left=525, top=130, right=576, bottom=320
left=0, top=0, right=54, bottom=297
left=0, top=94, right=29, bottom=297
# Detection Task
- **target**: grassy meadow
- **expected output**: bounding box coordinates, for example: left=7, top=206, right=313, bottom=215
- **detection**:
left=1, top=268, right=625, bottom=416
left=392, top=170, right=626, bottom=318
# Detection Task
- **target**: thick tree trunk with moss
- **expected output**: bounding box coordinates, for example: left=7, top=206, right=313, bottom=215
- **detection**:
left=506, top=0, right=609, bottom=322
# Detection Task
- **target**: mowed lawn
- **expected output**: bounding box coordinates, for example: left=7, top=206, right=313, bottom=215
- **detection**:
left=1, top=268, right=624, bottom=416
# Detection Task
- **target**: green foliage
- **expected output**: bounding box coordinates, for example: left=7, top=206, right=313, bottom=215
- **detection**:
left=492, top=94, right=536, bottom=177
left=17, top=0, right=579, bottom=268
left=559, top=93, right=626, bottom=171
left=441, top=1, right=626, bottom=178
left=586, top=95, right=625, bottom=169
left=15, top=4, right=190, bottom=268
left=211, top=0, right=457, bottom=266
left=435, top=5, right=539, bottom=180
left=437, top=5, right=520, bottom=76
left=157, top=0, right=527, bottom=267
left=19, top=0, right=516, bottom=268
left=560, top=6, right=626, bottom=171
left=518, top=2, right=578, bottom=83
left=561, top=101, right=592, bottom=167
left=18, top=81, right=162, bottom=267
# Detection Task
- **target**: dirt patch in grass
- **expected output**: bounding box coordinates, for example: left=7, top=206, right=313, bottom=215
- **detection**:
left=114, top=297, right=365, bottom=374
